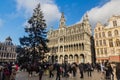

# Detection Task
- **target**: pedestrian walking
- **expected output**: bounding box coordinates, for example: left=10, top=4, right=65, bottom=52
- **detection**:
left=104, top=63, right=113, bottom=80
left=79, top=63, right=84, bottom=78
left=100, top=62, right=105, bottom=79
left=63, top=62, right=68, bottom=77
left=48, top=64, right=54, bottom=78
left=87, top=62, right=92, bottom=77
left=3, top=66, right=10, bottom=80
left=56, top=64, right=61, bottom=80
left=10, top=65, right=17, bottom=80
left=39, top=62, right=44, bottom=80
left=71, top=63, right=77, bottom=77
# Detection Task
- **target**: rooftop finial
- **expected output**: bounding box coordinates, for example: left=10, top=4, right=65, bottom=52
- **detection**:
left=6, top=36, right=12, bottom=41
left=59, top=12, right=66, bottom=28
left=61, top=12, right=64, bottom=18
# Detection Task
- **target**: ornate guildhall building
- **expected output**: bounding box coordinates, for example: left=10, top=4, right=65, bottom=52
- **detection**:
left=0, top=37, right=17, bottom=62
left=47, top=13, right=92, bottom=64
left=94, top=15, right=120, bottom=63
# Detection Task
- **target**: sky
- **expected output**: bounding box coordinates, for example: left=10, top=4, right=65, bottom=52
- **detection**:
left=0, top=0, right=120, bottom=45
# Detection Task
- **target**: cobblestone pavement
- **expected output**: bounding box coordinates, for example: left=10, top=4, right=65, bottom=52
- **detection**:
left=16, top=70, right=108, bottom=80
left=16, top=69, right=118, bottom=80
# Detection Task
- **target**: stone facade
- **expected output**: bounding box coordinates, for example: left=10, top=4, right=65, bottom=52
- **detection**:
left=47, top=13, right=92, bottom=64
left=94, top=15, right=120, bottom=62
left=0, top=37, right=17, bottom=62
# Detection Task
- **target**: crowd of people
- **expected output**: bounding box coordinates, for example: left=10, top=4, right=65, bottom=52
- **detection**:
left=19, top=60, right=120, bottom=80
left=0, top=62, right=18, bottom=80
left=0, top=61, right=120, bottom=80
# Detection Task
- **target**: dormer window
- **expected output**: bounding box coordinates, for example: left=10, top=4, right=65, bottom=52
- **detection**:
left=108, top=31, right=112, bottom=37
left=114, top=30, right=119, bottom=36
left=98, top=27, right=100, bottom=31
left=102, top=32, right=105, bottom=37
left=113, top=21, right=117, bottom=27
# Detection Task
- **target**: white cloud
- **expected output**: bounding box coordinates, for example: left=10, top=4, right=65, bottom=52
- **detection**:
left=16, top=0, right=61, bottom=27
left=84, top=0, right=120, bottom=30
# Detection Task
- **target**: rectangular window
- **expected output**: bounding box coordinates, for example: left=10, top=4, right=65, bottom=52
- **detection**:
left=113, top=21, right=117, bottom=26
left=99, top=33, right=101, bottom=38
left=103, top=40, right=106, bottom=46
left=102, top=32, right=105, bottom=37
left=95, top=33, right=98, bottom=38
left=99, top=40, right=102, bottom=46
left=109, top=39, right=113, bottom=47
left=96, top=41, right=98, bottom=46
left=101, top=48, right=103, bottom=54
left=104, top=48, right=107, bottom=55
left=97, top=49, right=99, bottom=55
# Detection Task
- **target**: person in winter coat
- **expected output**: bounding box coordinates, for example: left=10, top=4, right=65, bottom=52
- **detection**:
left=39, top=62, right=44, bottom=80
left=87, top=62, right=92, bottom=77
left=10, top=66, right=16, bottom=80
left=71, top=63, right=77, bottom=77
left=48, top=64, right=54, bottom=78
left=79, top=63, right=84, bottom=78
left=3, top=67, right=10, bottom=80
left=105, top=63, right=113, bottom=79
left=56, top=64, right=61, bottom=80
left=116, top=63, right=120, bottom=80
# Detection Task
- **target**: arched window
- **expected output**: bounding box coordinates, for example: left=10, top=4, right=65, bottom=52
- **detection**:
left=109, top=39, right=113, bottom=47
left=98, top=27, right=100, bottom=31
left=96, top=41, right=98, bottom=46
left=60, top=46, right=63, bottom=52
left=78, top=44, right=81, bottom=50
left=102, top=32, right=105, bottom=37
left=113, top=21, right=117, bottom=26
left=114, top=30, right=119, bottom=36
left=104, top=48, right=107, bottom=55
left=101, top=48, right=103, bottom=54
left=99, top=32, right=101, bottom=38
left=95, top=33, right=98, bottom=38
left=82, top=43, right=84, bottom=51
left=97, top=49, right=99, bottom=56
left=60, top=38, right=63, bottom=42
left=103, top=40, right=106, bottom=46
left=99, top=40, right=102, bottom=46
left=116, top=39, right=120, bottom=46
left=108, top=31, right=112, bottom=37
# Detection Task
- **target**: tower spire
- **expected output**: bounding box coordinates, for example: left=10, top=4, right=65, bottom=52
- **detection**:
left=61, top=12, right=64, bottom=18
left=83, top=13, right=89, bottom=25
left=85, top=13, right=89, bottom=21
left=82, top=12, right=92, bottom=35
left=59, top=12, right=66, bottom=28
left=48, top=26, right=53, bottom=35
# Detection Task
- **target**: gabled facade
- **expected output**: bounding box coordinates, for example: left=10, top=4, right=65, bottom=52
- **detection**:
left=0, top=37, right=17, bottom=62
left=94, top=15, right=120, bottom=62
left=47, top=13, right=92, bottom=64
